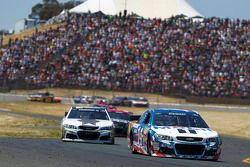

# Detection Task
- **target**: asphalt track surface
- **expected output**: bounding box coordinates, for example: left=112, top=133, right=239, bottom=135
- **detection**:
left=0, top=137, right=249, bottom=167
left=0, top=93, right=250, bottom=167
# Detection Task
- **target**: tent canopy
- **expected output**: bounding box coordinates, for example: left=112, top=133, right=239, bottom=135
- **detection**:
left=69, top=0, right=202, bottom=19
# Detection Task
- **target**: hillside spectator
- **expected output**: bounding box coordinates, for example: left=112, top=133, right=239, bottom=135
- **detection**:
left=1, top=13, right=249, bottom=98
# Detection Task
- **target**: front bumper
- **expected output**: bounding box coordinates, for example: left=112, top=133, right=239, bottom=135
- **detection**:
left=150, top=140, right=222, bottom=160
left=132, top=103, right=149, bottom=107
left=62, top=128, right=114, bottom=144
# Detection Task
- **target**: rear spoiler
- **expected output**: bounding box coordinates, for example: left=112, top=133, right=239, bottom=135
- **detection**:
left=129, top=115, right=141, bottom=121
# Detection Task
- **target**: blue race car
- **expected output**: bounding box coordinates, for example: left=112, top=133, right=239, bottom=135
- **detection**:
left=127, top=108, right=222, bottom=160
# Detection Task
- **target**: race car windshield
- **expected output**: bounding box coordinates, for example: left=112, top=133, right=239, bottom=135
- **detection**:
left=68, top=108, right=109, bottom=120
left=108, top=112, right=130, bottom=120
left=153, top=112, right=209, bottom=128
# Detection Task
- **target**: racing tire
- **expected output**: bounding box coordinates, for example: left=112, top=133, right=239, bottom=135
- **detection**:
left=147, top=134, right=153, bottom=156
left=105, top=137, right=115, bottom=145
left=61, top=130, right=66, bottom=142
left=110, top=138, right=115, bottom=145
left=212, top=154, right=220, bottom=161
left=130, top=131, right=137, bottom=154
left=212, top=158, right=219, bottom=161
left=212, top=148, right=221, bottom=161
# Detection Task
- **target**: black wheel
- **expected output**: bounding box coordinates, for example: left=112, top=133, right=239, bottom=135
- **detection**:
left=130, top=131, right=137, bottom=154
left=212, top=154, right=220, bottom=161
left=147, top=134, right=153, bottom=156
left=61, top=130, right=63, bottom=139
left=61, top=129, right=66, bottom=141
left=110, top=138, right=115, bottom=145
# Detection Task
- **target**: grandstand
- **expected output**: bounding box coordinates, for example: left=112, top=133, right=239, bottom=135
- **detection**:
left=0, top=3, right=249, bottom=102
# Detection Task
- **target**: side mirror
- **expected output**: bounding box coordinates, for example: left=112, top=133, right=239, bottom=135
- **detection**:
left=64, top=112, right=68, bottom=117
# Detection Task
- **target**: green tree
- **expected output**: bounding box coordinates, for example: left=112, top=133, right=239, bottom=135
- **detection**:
left=40, top=3, right=62, bottom=20
left=29, top=0, right=82, bottom=20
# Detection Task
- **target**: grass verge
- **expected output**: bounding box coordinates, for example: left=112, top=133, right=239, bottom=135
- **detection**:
left=0, top=112, right=60, bottom=138
left=0, top=101, right=250, bottom=139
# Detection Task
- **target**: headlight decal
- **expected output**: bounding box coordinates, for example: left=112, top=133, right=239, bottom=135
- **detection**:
left=207, top=137, right=220, bottom=143
left=208, top=137, right=217, bottom=143
left=64, top=124, right=77, bottom=129
left=154, top=133, right=173, bottom=141
left=207, top=137, right=220, bottom=147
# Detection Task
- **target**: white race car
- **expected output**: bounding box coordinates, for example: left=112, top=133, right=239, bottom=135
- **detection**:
left=128, top=109, right=222, bottom=160
left=61, top=106, right=115, bottom=144
left=124, top=97, right=149, bottom=107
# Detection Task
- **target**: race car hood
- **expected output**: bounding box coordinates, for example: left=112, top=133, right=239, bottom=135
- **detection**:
left=152, top=126, right=218, bottom=138
left=63, top=119, right=113, bottom=127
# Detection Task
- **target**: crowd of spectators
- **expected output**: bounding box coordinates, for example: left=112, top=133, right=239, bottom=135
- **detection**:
left=1, top=13, right=250, bottom=98
left=0, top=14, right=79, bottom=81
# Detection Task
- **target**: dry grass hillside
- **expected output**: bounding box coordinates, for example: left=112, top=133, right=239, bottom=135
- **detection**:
left=2, top=23, right=65, bottom=46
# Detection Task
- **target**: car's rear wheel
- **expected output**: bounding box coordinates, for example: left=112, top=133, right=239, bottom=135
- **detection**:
left=110, top=138, right=115, bottom=145
left=213, top=157, right=219, bottom=161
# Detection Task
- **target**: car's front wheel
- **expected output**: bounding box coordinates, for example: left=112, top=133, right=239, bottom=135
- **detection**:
left=147, top=134, right=153, bottom=156
left=130, top=131, right=137, bottom=154
left=61, top=129, right=65, bottom=141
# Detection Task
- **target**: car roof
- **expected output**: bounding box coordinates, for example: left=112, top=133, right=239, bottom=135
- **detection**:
left=127, top=96, right=146, bottom=99
left=151, top=108, right=198, bottom=115
left=71, top=106, right=107, bottom=110
left=113, top=96, right=126, bottom=98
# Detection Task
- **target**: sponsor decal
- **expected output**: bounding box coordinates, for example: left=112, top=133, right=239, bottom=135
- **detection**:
left=243, top=158, right=250, bottom=164
left=143, top=127, right=149, bottom=135
left=78, top=108, right=105, bottom=112
left=169, top=113, right=186, bottom=116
